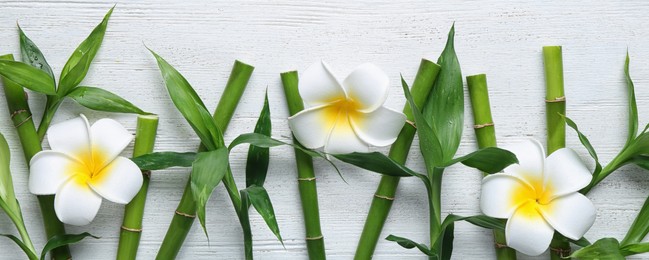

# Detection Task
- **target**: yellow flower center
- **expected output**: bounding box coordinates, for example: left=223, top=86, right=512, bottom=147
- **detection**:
left=323, top=98, right=363, bottom=126
left=510, top=175, right=554, bottom=217
left=68, top=147, right=112, bottom=186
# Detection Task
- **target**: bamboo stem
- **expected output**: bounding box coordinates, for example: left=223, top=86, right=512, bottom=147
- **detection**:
left=354, top=59, right=440, bottom=260
left=0, top=54, right=71, bottom=260
left=117, top=115, right=159, bottom=260
left=467, top=74, right=517, bottom=260
left=156, top=60, right=253, bottom=259
left=543, top=46, right=571, bottom=259
left=280, top=71, right=326, bottom=259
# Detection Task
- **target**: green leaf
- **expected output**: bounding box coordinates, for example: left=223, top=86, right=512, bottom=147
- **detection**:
left=246, top=92, right=271, bottom=188
left=563, top=115, right=602, bottom=175
left=422, top=24, right=464, bottom=163
left=441, top=147, right=518, bottom=174
left=58, top=7, right=113, bottom=95
left=570, top=238, right=625, bottom=260
left=0, top=133, right=15, bottom=203
left=18, top=25, right=54, bottom=82
left=190, top=148, right=230, bottom=237
left=131, top=151, right=196, bottom=170
left=40, top=232, right=98, bottom=260
left=439, top=221, right=454, bottom=260
left=433, top=214, right=505, bottom=259
left=385, top=234, right=436, bottom=256
left=239, top=189, right=254, bottom=259
left=333, top=152, right=424, bottom=178
left=149, top=49, right=222, bottom=150
left=401, top=76, right=443, bottom=172
left=621, top=242, right=649, bottom=256
left=1, top=234, right=38, bottom=260
left=242, top=186, right=283, bottom=245
left=624, top=52, right=638, bottom=147
left=0, top=60, right=56, bottom=95
left=571, top=237, right=592, bottom=247
left=67, top=86, right=148, bottom=114
left=622, top=194, right=649, bottom=246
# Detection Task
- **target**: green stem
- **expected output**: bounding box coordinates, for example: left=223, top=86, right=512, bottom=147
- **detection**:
left=156, top=60, right=253, bottom=259
left=429, top=168, right=443, bottom=248
left=467, top=74, right=516, bottom=260
left=280, top=71, right=326, bottom=260
left=543, top=46, right=570, bottom=259
left=117, top=115, right=159, bottom=260
left=1, top=54, right=71, bottom=260
left=354, top=59, right=440, bottom=260
left=36, top=96, right=62, bottom=142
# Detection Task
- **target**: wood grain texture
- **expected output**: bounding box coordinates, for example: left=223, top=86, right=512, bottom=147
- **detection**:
left=1, top=0, right=649, bottom=259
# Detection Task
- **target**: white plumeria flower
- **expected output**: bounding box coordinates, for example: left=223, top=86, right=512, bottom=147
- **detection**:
left=480, top=139, right=596, bottom=256
left=288, top=61, right=406, bottom=154
left=29, top=115, right=142, bottom=226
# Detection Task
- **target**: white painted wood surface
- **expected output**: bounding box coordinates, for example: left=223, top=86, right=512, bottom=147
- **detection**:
left=2, top=0, right=649, bottom=259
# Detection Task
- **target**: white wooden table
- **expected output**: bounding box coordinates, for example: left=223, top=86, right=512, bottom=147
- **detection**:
left=2, top=1, right=649, bottom=259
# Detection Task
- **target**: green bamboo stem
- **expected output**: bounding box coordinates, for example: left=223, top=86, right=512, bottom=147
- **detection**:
left=429, top=169, right=443, bottom=253
left=543, top=46, right=570, bottom=259
left=117, top=115, right=159, bottom=260
left=280, top=71, right=326, bottom=259
left=36, top=97, right=62, bottom=142
left=0, top=54, right=71, bottom=260
left=156, top=60, right=253, bottom=259
left=467, top=74, right=517, bottom=260
left=354, top=59, right=440, bottom=260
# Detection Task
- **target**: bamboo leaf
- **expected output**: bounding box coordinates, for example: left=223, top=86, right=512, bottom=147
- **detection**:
left=621, top=242, right=649, bottom=256
left=563, top=115, right=602, bottom=175
left=131, top=152, right=196, bottom=170
left=149, top=49, right=222, bottom=150
left=332, top=152, right=428, bottom=181
left=422, top=24, right=464, bottom=163
left=242, top=186, right=283, bottom=245
left=624, top=52, right=638, bottom=147
left=246, top=92, right=271, bottom=188
left=239, top=189, right=254, bottom=259
left=434, top=214, right=506, bottom=259
left=40, top=232, right=99, bottom=260
left=440, top=147, right=518, bottom=174
left=0, top=133, right=15, bottom=203
left=385, top=234, right=436, bottom=256
left=18, top=25, right=54, bottom=82
left=0, top=60, right=56, bottom=95
left=67, top=86, right=148, bottom=115
left=190, top=148, right=230, bottom=237
left=622, top=195, right=649, bottom=246
left=570, top=238, right=625, bottom=259
left=1, top=234, right=38, bottom=260
left=58, top=7, right=113, bottom=95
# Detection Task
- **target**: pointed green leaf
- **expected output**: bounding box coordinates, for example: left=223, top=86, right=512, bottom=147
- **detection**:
left=441, top=147, right=518, bottom=174
left=67, top=86, right=148, bottom=114
left=385, top=234, right=436, bottom=256
left=1, top=234, right=38, bottom=260
left=190, top=148, right=230, bottom=237
left=563, top=115, right=602, bottom=175
left=624, top=52, right=638, bottom=147
left=239, top=189, right=254, bottom=259
left=622, top=195, right=649, bottom=246
left=570, top=238, right=625, bottom=259
left=246, top=92, right=271, bottom=188
left=0, top=60, right=56, bottom=95
left=422, top=24, right=464, bottom=163
left=149, top=49, right=222, bottom=150
left=621, top=242, right=649, bottom=256
left=40, top=232, right=98, bottom=260
left=58, top=7, right=113, bottom=95
left=18, top=25, right=54, bottom=82
left=131, top=151, right=196, bottom=170
left=0, top=133, right=15, bottom=202
left=333, top=152, right=423, bottom=178
left=243, top=186, right=283, bottom=245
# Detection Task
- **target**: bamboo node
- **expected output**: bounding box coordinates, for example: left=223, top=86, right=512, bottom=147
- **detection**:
left=374, top=194, right=395, bottom=201
left=494, top=242, right=509, bottom=249
left=297, top=177, right=316, bottom=181
left=406, top=120, right=416, bottom=129
left=121, top=226, right=142, bottom=233
left=14, top=115, right=32, bottom=128
left=474, top=122, right=494, bottom=129
left=142, top=170, right=152, bottom=178
left=549, top=246, right=571, bottom=257
left=545, top=96, right=566, bottom=103
left=10, top=109, right=28, bottom=118
left=305, top=235, right=323, bottom=241
left=175, top=210, right=196, bottom=218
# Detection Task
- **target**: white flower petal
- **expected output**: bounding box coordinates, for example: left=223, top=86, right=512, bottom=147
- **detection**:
left=47, top=115, right=91, bottom=159
left=342, top=63, right=390, bottom=113
left=288, top=104, right=339, bottom=149
left=324, top=113, right=368, bottom=154
left=503, top=139, right=546, bottom=185
left=299, top=61, right=345, bottom=107
left=350, top=106, right=406, bottom=147
left=88, top=156, right=143, bottom=204
left=539, top=193, right=596, bottom=240
left=54, top=176, right=102, bottom=226
left=480, top=174, right=534, bottom=219
left=90, top=118, right=133, bottom=169
left=29, top=151, right=80, bottom=195
left=506, top=202, right=555, bottom=256
left=544, top=148, right=592, bottom=198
